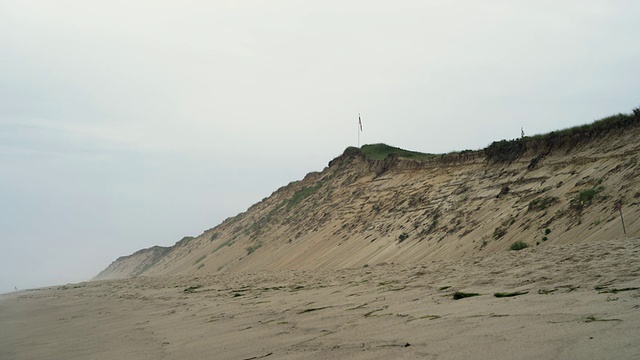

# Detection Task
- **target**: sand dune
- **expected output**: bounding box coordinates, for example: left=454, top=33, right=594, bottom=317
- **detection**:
left=95, top=122, right=640, bottom=282
left=3, top=237, right=639, bottom=359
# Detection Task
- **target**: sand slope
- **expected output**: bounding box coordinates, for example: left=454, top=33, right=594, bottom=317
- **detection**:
left=3, top=237, right=639, bottom=359
left=96, top=124, right=640, bottom=281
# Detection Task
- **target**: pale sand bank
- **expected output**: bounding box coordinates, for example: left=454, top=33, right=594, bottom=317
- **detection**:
left=2, top=237, right=639, bottom=359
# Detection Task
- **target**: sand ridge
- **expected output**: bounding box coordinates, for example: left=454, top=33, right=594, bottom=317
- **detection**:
left=3, top=237, right=639, bottom=359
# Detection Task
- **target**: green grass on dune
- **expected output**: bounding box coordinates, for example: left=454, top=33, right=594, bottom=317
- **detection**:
left=360, top=143, right=435, bottom=160
left=528, top=111, right=638, bottom=140
left=485, top=107, right=639, bottom=162
left=340, top=106, right=639, bottom=163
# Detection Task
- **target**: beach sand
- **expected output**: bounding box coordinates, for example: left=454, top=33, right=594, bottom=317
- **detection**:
left=2, top=237, right=639, bottom=359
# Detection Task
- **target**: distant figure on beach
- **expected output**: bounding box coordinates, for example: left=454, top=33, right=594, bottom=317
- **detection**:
left=15, top=286, right=18, bottom=291
left=521, top=127, right=525, bottom=138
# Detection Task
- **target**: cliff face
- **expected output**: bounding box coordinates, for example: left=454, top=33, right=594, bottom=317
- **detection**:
left=95, top=112, right=640, bottom=280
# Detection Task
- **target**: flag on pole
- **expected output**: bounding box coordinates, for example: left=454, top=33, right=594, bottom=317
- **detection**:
left=357, top=113, right=363, bottom=147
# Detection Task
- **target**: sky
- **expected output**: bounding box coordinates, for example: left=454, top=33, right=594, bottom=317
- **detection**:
left=1, top=1, right=639, bottom=293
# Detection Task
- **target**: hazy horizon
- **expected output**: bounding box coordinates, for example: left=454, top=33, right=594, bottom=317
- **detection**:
left=1, top=1, right=639, bottom=293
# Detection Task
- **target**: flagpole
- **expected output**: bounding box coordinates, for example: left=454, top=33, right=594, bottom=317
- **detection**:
left=358, top=113, right=360, bottom=148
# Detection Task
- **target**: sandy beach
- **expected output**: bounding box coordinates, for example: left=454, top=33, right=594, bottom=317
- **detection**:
left=2, top=237, right=639, bottom=359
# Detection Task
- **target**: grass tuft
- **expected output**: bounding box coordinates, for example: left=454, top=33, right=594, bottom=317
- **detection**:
left=287, top=183, right=323, bottom=210
left=183, top=285, right=202, bottom=293
left=246, top=241, right=263, bottom=255
left=528, top=196, right=558, bottom=212
left=510, top=241, right=529, bottom=251
left=194, top=255, right=206, bottom=265
left=452, top=291, right=480, bottom=300
left=572, top=186, right=605, bottom=211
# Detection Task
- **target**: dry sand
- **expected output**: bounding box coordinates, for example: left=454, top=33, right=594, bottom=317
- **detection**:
left=2, top=237, right=639, bottom=359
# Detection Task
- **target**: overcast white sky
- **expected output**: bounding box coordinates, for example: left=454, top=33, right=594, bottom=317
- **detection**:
left=1, top=1, right=639, bottom=293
